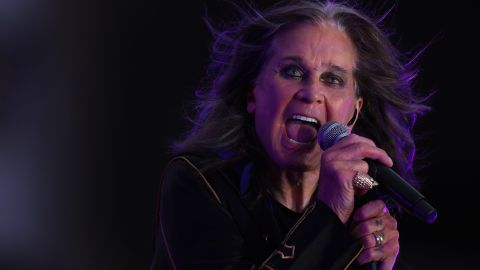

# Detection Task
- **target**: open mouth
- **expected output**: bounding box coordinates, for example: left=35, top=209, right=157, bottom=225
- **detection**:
left=285, top=115, right=320, bottom=144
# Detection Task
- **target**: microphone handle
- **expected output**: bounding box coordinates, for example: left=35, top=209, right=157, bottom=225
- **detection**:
left=362, top=262, right=378, bottom=270
left=365, top=159, right=437, bottom=224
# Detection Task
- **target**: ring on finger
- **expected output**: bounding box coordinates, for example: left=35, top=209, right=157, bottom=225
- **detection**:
left=372, top=231, right=385, bottom=247
left=353, top=172, right=379, bottom=190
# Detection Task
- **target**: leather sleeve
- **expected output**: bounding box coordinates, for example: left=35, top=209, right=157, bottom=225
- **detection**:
left=151, top=157, right=255, bottom=270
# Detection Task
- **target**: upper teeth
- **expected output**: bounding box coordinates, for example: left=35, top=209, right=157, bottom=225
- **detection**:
left=292, top=115, right=318, bottom=125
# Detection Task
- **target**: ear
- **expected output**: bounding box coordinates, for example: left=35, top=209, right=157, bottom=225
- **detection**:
left=347, top=97, right=363, bottom=128
left=247, top=84, right=256, bottom=113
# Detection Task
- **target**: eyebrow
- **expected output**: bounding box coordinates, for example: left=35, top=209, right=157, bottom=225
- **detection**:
left=281, top=56, right=351, bottom=75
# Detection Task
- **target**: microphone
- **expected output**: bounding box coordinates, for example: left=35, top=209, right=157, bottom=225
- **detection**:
left=317, top=121, right=437, bottom=224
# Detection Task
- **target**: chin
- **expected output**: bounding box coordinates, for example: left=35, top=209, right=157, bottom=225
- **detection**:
left=264, top=132, right=321, bottom=171
left=275, top=151, right=321, bottom=172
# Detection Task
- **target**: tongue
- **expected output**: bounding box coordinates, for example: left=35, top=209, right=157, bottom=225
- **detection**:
left=286, top=120, right=317, bottom=143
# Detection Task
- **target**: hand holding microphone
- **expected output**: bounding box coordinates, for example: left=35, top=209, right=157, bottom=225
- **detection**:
left=317, top=121, right=437, bottom=270
left=317, top=121, right=437, bottom=224
left=315, top=121, right=401, bottom=269
left=316, top=127, right=394, bottom=224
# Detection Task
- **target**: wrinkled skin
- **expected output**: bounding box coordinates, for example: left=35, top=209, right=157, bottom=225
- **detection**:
left=318, top=134, right=399, bottom=269
left=248, top=22, right=400, bottom=269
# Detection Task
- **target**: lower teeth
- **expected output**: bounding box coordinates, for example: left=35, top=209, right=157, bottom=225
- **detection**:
left=288, top=138, right=312, bottom=145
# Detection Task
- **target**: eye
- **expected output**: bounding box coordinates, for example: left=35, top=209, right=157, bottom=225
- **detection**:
left=321, top=72, right=345, bottom=87
left=280, top=65, right=305, bottom=81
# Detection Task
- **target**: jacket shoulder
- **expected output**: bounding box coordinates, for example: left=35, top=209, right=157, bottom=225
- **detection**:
left=161, top=154, right=226, bottom=205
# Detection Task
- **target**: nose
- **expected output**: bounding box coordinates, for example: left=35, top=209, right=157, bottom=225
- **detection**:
left=294, top=80, right=325, bottom=104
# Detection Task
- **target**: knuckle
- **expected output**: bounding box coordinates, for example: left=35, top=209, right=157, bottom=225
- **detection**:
left=392, top=218, right=398, bottom=229
left=391, top=230, right=400, bottom=240
left=386, top=216, right=398, bottom=229
left=359, top=160, right=369, bottom=173
left=357, top=143, right=370, bottom=153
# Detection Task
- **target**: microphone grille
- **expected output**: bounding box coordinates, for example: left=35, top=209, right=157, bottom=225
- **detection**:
left=317, top=121, right=350, bottom=150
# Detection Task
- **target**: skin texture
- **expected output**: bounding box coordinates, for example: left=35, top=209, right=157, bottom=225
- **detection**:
left=247, top=22, right=399, bottom=269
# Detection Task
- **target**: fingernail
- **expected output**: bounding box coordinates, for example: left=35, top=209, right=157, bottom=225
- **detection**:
left=383, top=206, right=388, bottom=213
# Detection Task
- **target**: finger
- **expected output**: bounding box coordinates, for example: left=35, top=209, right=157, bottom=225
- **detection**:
left=323, top=143, right=393, bottom=169
left=351, top=216, right=387, bottom=238
left=318, top=160, right=368, bottom=195
left=329, top=133, right=377, bottom=149
left=384, top=214, right=398, bottom=230
left=356, top=237, right=400, bottom=265
left=351, top=213, right=398, bottom=237
left=360, top=229, right=399, bottom=249
left=379, top=250, right=399, bottom=270
left=321, top=161, right=380, bottom=199
left=323, top=134, right=392, bottom=165
left=351, top=200, right=387, bottom=227
left=322, top=160, right=369, bottom=175
left=334, top=142, right=393, bottom=167
left=352, top=172, right=379, bottom=195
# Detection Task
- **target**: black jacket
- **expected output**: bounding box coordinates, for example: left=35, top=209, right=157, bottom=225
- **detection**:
left=150, top=152, right=375, bottom=270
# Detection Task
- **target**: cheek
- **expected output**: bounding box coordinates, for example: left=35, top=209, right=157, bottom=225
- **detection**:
left=330, top=95, right=357, bottom=120
left=340, top=101, right=354, bottom=118
left=254, top=82, right=292, bottom=136
left=256, top=82, right=291, bottom=117
left=255, top=94, right=281, bottom=129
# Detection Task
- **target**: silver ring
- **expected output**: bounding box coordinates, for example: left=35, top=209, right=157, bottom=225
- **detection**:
left=373, top=231, right=385, bottom=247
left=353, top=172, right=379, bottom=190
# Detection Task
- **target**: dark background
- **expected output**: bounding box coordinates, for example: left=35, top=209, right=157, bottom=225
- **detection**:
left=0, top=0, right=478, bottom=269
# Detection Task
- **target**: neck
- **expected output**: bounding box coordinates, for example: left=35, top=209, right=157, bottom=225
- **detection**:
left=269, top=169, right=319, bottom=213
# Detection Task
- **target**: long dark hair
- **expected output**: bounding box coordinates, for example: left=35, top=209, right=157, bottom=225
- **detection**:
left=173, top=0, right=431, bottom=189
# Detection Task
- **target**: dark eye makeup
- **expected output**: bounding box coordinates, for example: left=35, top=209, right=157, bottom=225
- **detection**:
left=320, top=72, right=345, bottom=87
left=279, top=64, right=305, bottom=81
left=278, top=63, right=347, bottom=89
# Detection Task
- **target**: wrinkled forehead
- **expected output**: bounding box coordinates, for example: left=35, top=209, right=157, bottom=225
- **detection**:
left=263, top=21, right=357, bottom=70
